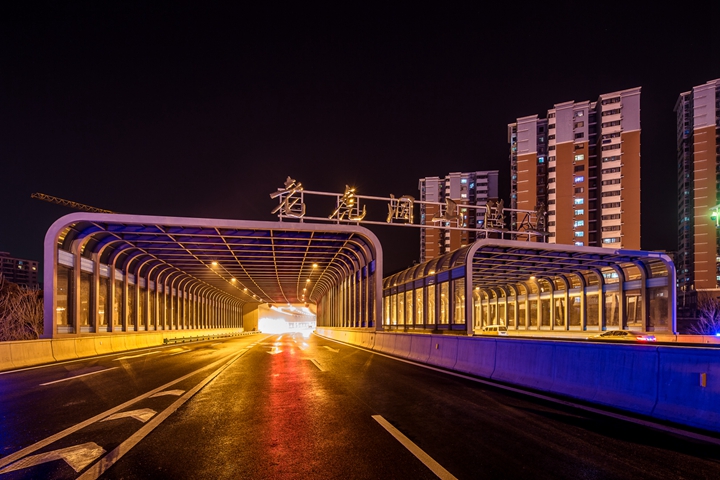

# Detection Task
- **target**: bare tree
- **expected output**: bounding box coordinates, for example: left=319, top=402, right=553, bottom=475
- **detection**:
left=0, top=276, right=44, bottom=341
left=691, top=292, right=720, bottom=335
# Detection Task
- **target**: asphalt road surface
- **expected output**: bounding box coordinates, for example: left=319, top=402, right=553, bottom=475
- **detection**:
left=0, top=332, right=719, bottom=479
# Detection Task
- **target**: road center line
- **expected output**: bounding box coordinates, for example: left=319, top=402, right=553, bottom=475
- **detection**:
left=310, top=358, right=325, bottom=371
left=40, top=367, right=119, bottom=386
left=113, top=351, right=162, bottom=361
left=372, top=415, right=457, bottom=480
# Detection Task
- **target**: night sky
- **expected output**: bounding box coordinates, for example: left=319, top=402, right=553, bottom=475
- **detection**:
left=2, top=3, right=720, bottom=275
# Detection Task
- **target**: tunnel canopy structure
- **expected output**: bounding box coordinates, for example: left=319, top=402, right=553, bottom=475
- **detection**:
left=382, top=239, right=676, bottom=334
left=44, top=213, right=382, bottom=338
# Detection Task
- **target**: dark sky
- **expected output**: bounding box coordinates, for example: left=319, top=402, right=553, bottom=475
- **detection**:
left=2, top=2, right=720, bottom=275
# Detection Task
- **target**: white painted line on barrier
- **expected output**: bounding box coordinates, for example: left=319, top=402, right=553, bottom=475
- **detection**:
left=310, top=359, right=325, bottom=371
left=113, top=351, right=162, bottom=361
left=372, top=415, right=457, bottom=480
left=318, top=333, right=720, bottom=447
left=169, top=350, right=191, bottom=356
left=77, top=348, right=248, bottom=480
left=0, top=442, right=106, bottom=474
left=101, top=409, right=156, bottom=423
left=40, top=367, right=119, bottom=386
left=150, top=389, right=185, bottom=398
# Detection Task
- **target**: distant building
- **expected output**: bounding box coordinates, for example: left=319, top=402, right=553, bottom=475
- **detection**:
left=418, top=171, right=499, bottom=262
left=0, top=251, right=40, bottom=287
left=676, top=78, right=720, bottom=292
left=508, top=86, right=641, bottom=248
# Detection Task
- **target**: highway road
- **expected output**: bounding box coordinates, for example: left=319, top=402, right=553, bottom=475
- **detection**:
left=0, top=332, right=719, bottom=479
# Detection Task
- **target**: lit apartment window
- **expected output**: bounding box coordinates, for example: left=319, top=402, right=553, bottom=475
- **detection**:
left=574, top=209, right=584, bottom=215
left=574, top=154, right=585, bottom=161
left=574, top=220, right=585, bottom=227
left=574, top=231, right=584, bottom=237
left=574, top=176, right=584, bottom=183
left=574, top=241, right=584, bottom=246
left=574, top=198, right=584, bottom=205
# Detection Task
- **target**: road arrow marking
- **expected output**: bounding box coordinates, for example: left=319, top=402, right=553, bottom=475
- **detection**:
left=149, top=390, right=185, bottom=398
left=40, top=367, right=119, bottom=386
left=0, top=442, right=105, bottom=474
left=101, top=408, right=156, bottom=423
left=266, top=347, right=282, bottom=355
left=322, top=346, right=339, bottom=353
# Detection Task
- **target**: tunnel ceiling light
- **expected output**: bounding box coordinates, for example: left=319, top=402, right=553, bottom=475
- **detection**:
left=211, top=261, right=218, bottom=266
left=312, top=263, right=318, bottom=268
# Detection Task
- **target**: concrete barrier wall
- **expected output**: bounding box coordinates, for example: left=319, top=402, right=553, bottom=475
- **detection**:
left=654, top=347, right=720, bottom=432
left=315, top=328, right=720, bottom=434
left=0, top=328, right=247, bottom=372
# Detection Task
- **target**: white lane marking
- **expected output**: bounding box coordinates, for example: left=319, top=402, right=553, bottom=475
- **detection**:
left=0, top=351, right=246, bottom=470
left=0, top=442, right=105, bottom=474
left=113, top=351, right=162, bottom=361
left=77, top=348, right=248, bottom=480
left=210, top=343, right=222, bottom=346
left=169, top=350, right=191, bottom=356
left=322, top=346, right=339, bottom=353
left=316, top=333, right=720, bottom=448
left=266, top=347, right=282, bottom=355
left=101, top=409, right=156, bottom=423
left=372, top=415, right=457, bottom=480
left=310, top=359, right=325, bottom=371
left=40, top=367, right=119, bottom=386
left=149, top=389, right=185, bottom=398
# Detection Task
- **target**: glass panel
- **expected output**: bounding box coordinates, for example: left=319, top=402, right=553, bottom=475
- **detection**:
left=427, top=285, right=436, bottom=327
left=397, top=291, right=405, bottom=325
left=415, top=287, right=424, bottom=327
left=79, top=272, right=90, bottom=327
left=149, top=290, right=156, bottom=328
left=489, top=303, right=496, bottom=324
left=569, top=296, right=581, bottom=326
left=473, top=290, right=481, bottom=328
left=127, top=284, right=136, bottom=328
left=518, top=302, right=526, bottom=327
left=482, top=303, right=488, bottom=327
left=529, top=300, right=538, bottom=327
left=648, top=287, right=668, bottom=327
left=541, top=299, right=551, bottom=326
left=98, top=277, right=108, bottom=326
left=498, top=302, right=505, bottom=325
left=507, top=302, right=515, bottom=327
left=625, top=290, right=642, bottom=328
left=554, top=297, right=565, bottom=327
left=56, top=266, right=71, bottom=327
left=453, top=278, right=465, bottom=324
left=439, top=282, right=449, bottom=324
left=391, top=294, right=397, bottom=325
left=605, top=292, right=620, bottom=327
left=139, top=287, right=146, bottom=328
left=384, top=295, right=391, bottom=325
left=114, top=280, right=123, bottom=328
left=405, top=290, right=413, bottom=326
left=587, top=294, right=599, bottom=326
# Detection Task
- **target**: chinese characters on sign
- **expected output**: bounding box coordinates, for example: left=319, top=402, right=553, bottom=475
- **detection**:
left=387, top=194, right=414, bottom=223
left=270, top=177, right=546, bottom=239
left=330, top=185, right=366, bottom=221
left=270, top=177, right=306, bottom=218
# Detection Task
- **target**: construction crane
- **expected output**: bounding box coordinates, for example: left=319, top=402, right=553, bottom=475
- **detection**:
left=30, top=192, right=116, bottom=214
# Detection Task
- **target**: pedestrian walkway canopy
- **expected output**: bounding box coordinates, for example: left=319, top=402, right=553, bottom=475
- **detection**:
left=382, top=239, right=676, bottom=334
left=44, top=213, right=382, bottom=337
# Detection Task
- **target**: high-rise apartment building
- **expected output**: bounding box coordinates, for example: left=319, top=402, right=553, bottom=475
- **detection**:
left=508, top=87, right=641, bottom=248
left=0, top=251, right=40, bottom=287
left=676, top=79, right=720, bottom=292
left=418, top=171, right=499, bottom=262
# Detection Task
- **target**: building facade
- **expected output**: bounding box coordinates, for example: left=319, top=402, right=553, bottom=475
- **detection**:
left=418, top=171, right=499, bottom=263
left=0, top=251, right=40, bottom=287
left=508, top=87, right=641, bottom=248
left=676, top=79, right=720, bottom=294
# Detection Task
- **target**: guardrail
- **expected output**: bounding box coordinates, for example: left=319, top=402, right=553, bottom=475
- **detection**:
left=0, top=328, right=256, bottom=372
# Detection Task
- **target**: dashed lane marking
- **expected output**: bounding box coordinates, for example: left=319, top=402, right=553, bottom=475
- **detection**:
left=101, top=409, right=156, bottom=423
left=372, top=415, right=458, bottom=480
left=40, top=367, right=119, bottom=386
left=113, top=351, right=162, bottom=361
left=150, top=390, right=185, bottom=398
left=310, top=359, right=325, bottom=371
left=322, top=346, right=339, bottom=353
left=0, top=442, right=105, bottom=474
